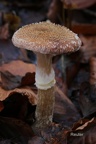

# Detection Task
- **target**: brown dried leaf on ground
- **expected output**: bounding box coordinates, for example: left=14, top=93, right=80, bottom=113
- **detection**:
left=79, top=82, right=96, bottom=117
left=0, top=60, right=36, bottom=76
left=0, top=60, right=37, bottom=116
left=54, top=86, right=81, bottom=126
left=0, top=86, right=37, bottom=105
left=0, top=23, right=9, bottom=39
left=67, top=117, right=96, bottom=144
left=21, top=72, right=35, bottom=87
left=79, top=91, right=96, bottom=117
left=0, top=60, right=36, bottom=90
left=0, top=71, right=22, bottom=90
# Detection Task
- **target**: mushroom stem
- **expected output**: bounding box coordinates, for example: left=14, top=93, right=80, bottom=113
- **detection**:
left=36, top=87, right=55, bottom=128
left=35, top=53, right=55, bottom=128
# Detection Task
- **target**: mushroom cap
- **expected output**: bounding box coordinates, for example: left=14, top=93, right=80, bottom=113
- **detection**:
left=12, top=21, right=81, bottom=55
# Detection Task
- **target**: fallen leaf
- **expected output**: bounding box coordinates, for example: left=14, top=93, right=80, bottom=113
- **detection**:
left=0, top=92, right=36, bottom=122
left=0, top=71, right=21, bottom=90
left=0, top=60, right=36, bottom=77
left=53, top=86, right=81, bottom=126
left=67, top=117, right=96, bottom=144
left=79, top=92, right=96, bottom=117
left=79, top=82, right=96, bottom=117
left=75, top=118, right=94, bottom=131
left=0, top=60, right=37, bottom=115
left=0, top=86, right=37, bottom=105
left=21, top=72, right=35, bottom=87
left=0, top=60, right=36, bottom=90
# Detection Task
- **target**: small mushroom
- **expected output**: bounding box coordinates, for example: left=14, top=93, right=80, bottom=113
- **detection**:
left=12, top=21, right=81, bottom=128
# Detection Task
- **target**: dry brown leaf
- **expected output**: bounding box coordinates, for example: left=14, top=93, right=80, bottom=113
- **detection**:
left=79, top=81, right=96, bottom=117
left=75, top=118, right=94, bottom=131
left=0, top=60, right=36, bottom=76
left=54, top=86, right=80, bottom=126
left=21, top=72, right=35, bottom=87
left=67, top=117, right=96, bottom=144
left=79, top=92, right=96, bottom=117
left=0, top=60, right=36, bottom=90
left=0, top=86, right=37, bottom=105
left=0, top=71, right=22, bottom=90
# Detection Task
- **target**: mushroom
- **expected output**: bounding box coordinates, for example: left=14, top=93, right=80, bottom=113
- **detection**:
left=12, top=21, right=81, bottom=128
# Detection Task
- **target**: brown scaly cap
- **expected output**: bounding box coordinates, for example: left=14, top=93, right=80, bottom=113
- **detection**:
left=12, top=21, right=81, bottom=55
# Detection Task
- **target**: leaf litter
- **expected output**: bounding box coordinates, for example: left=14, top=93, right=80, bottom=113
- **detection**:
left=0, top=0, right=96, bottom=144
